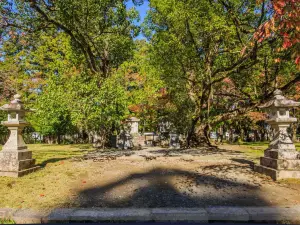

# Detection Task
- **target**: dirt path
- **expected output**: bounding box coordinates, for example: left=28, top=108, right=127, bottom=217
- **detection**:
left=73, top=146, right=300, bottom=208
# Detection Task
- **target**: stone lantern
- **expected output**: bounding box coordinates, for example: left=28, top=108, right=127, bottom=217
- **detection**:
left=254, top=89, right=300, bottom=180
left=0, top=94, right=39, bottom=177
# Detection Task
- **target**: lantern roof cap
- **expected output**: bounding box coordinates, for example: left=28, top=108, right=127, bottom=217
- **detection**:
left=0, top=94, right=30, bottom=112
left=259, top=89, right=300, bottom=109
left=126, top=117, right=140, bottom=122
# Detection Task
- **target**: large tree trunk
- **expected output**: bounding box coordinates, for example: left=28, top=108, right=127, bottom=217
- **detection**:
left=186, top=122, right=213, bottom=148
left=186, top=116, right=200, bottom=147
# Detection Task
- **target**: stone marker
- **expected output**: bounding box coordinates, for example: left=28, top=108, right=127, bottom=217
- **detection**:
left=0, top=94, right=39, bottom=177
left=126, top=117, right=140, bottom=134
left=254, top=89, right=300, bottom=180
left=169, top=133, right=180, bottom=149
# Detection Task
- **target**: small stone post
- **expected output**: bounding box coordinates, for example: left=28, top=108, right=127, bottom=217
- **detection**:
left=0, top=94, right=39, bottom=177
left=254, top=89, right=300, bottom=180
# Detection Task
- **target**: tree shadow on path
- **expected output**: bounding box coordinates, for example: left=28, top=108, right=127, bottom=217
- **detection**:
left=76, top=168, right=271, bottom=208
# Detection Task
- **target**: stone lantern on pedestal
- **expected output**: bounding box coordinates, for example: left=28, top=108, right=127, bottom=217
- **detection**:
left=254, top=89, right=300, bottom=180
left=0, top=94, right=39, bottom=177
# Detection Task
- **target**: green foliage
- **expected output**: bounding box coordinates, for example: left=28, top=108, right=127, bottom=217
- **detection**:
left=0, top=0, right=142, bottom=75
left=142, top=0, right=299, bottom=142
left=0, top=0, right=298, bottom=146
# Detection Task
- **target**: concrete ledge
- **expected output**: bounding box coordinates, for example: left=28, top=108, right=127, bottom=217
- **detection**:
left=70, top=208, right=152, bottom=221
left=151, top=208, right=208, bottom=222
left=206, top=206, right=249, bottom=221
left=245, top=206, right=300, bottom=221
left=0, top=208, right=17, bottom=219
left=46, top=208, right=76, bottom=222
left=12, top=209, right=47, bottom=224
left=1, top=206, right=300, bottom=223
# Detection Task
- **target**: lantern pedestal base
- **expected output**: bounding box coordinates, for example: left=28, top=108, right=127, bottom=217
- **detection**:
left=0, top=150, right=40, bottom=177
left=0, top=166, right=40, bottom=178
left=254, top=148, right=300, bottom=180
left=254, top=164, right=300, bottom=181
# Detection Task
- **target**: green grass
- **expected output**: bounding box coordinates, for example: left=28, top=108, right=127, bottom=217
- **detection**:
left=279, top=178, right=300, bottom=184
left=30, top=144, right=93, bottom=166
left=296, top=142, right=300, bottom=151
left=234, top=141, right=300, bottom=163
left=0, top=219, right=15, bottom=224
left=241, top=141, right=300, bottom=151
left=0, top=144, right=93, bottom=166
left=0, top=144, right=95, bottom=210
left=241, top=141, right=269, bottom=147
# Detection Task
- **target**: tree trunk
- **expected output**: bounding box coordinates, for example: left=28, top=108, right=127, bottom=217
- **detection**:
left=194, top=124, right=213, bottom=147
left=57, top=134, right=61, bottom=144
left=186, top=116, right=200, bottom=147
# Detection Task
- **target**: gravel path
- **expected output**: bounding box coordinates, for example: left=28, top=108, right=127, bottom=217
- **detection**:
left=74, top=146, right=300, bottom=208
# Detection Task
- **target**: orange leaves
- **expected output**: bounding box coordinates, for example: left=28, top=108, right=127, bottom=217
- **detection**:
left=159, top=87, right=168, bottom=97
left=223, top=77, right=232, bottom=84
left=125, top=71, right=144, bottom=83
left=254, top=18, right=274, bottom=43
left=282, top=39, right=292, bottom=49
left=128, top=104, right=142, bottom=113
left=253, top=0, right=299, bottom=67
left=295, top=56, right=300, bottom=65
left=254, top=0, right=298, bottom=46
left=295, top=55, right=300, bottom=70
left=293, top=82, right=300, bottom=100
left=247, top=111, right=267, bottom=122
left=274, top=58, right=281, bottom=63
left=273, top=0, right=285, bottom=15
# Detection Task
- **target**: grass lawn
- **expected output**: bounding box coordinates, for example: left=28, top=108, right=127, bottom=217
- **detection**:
left=223, top=141, right=300, bottom=162
left=0, top=144, right=94, bottom=211
left=0, top=219, right=15, bottom=224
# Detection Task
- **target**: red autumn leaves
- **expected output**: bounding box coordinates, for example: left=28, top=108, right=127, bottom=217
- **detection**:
left=254, top=0, right=299, bottom=65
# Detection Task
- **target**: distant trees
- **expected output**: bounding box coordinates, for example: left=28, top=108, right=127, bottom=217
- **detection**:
left=0, top=0, right=298, bottom=147
left=143, top=0, right=299, bottom=146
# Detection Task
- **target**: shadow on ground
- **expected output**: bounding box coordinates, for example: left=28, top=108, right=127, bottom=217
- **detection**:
left=230, top=158, right=255, bottom=167
left=83, top=147, right=244, bottom=160
left=37, top=157, right=68, bottom=167
left=148, top=147, right=243, bottom=157
left=75, top=167, right=270, bottom=208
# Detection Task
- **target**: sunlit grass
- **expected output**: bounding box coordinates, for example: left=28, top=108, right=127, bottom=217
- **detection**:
left=279, top=178, right=300, bottom=184
left=0, top=219, right=15, bottom=224
left=0, top=144, right=94, bottom=211
left=241, top=141, right=300, bottom=152
left=223, top=141, right=300, bottom=163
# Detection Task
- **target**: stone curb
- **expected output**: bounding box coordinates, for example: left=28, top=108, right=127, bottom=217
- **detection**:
left=1, top=206, right=300, bottom=223
left=11, top=209, right=48, bottom=224
left=151, top=208, right=207, bottom=222
left=205, top=206, right=249, bottom=221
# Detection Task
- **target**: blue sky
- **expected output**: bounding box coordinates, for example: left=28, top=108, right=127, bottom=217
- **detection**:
left=126, top=1, right=149, bottom=39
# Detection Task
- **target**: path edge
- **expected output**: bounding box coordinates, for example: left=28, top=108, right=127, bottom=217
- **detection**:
left=1, top=206, right=300, bottom=223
